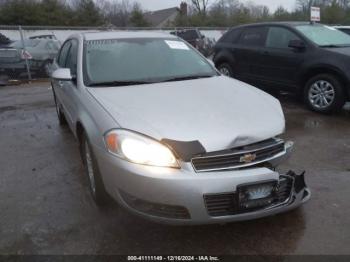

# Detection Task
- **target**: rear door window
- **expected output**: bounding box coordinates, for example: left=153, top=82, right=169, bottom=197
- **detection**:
left=238, top=27, right=267, bottom=46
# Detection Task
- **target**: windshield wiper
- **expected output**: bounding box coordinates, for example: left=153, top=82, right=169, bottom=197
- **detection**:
left=88, top=80, right=152, bottom=87
left=159, top=74, right=215, bottom=83
left=319, top=44, right=350, bottom=48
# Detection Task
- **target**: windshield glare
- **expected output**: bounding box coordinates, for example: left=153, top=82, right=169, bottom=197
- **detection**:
left=84, top=38, right=216, bottom=86
left=296, top=25, right=350, bottom=46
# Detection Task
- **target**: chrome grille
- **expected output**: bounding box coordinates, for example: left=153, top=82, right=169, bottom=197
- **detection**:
left=191, top=139, right=285, bottom=172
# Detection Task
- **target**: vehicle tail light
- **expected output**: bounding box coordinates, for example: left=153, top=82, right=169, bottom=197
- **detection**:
left=21, top=50, right=32, bottom=60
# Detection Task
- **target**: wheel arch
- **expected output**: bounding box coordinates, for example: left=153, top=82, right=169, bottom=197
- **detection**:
left=299, top=66, right=350, bottom=100
left=213, top=51, right=235, bottom=67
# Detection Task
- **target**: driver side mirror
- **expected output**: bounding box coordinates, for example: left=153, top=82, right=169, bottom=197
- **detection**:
left=52, top=68, right=72, bottom=81
left=288, top=39, right=306, bottom=50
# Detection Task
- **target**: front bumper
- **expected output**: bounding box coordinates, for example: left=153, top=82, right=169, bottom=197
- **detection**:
left=94, top=146, right=310, bottom=225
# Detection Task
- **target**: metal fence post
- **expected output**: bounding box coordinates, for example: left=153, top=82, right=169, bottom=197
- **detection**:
left=19, top=25, right=32, bottom=82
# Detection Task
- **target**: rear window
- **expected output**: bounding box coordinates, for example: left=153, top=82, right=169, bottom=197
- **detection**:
left=220, top=28, right=242, bottom=43
left=238, top=27, right=267, bottom=46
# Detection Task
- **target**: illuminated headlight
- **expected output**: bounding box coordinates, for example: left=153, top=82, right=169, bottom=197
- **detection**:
left=104, top=129, right=179, bottom=168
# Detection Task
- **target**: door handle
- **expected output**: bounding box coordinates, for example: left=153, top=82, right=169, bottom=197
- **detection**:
left=261, top=50, right=270, bottom=55
left=58, top=81, right=64, bottom=88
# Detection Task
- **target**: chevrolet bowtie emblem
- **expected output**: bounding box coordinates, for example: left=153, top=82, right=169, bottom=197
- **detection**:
left=240, top=153, right=257, bottom=163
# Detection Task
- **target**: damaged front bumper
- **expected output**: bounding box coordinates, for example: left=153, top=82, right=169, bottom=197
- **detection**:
left=121, top=170, right=310, bottom=225
left=95, top=142, right=310, bottom=225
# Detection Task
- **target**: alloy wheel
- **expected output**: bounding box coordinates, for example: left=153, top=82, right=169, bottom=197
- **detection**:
left=219, top=67, right=230, bottom=76
left=308, top=80, right=335, bottom=109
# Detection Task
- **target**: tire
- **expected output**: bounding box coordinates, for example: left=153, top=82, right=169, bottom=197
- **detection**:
left=217, top=63, right=233, bottom=77
left=304, top=74, right=346, bottom=114
left=81, top=133, right=109, bottom=206
left=53, top=90, right=67, bottom=126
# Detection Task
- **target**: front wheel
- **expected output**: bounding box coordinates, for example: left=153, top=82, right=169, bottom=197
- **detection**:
left=53, top=90, right=67, bottom=126
left=304, top=74, right=346, bottom=114
left=81, top=134, right=110, bottom=206
left=217, top=63, right=233, bottom=77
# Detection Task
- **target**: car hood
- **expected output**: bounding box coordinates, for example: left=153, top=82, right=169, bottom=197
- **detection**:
left=324, top=46, right=350, bottom=56
left=88, top=76, right=285, bottom=152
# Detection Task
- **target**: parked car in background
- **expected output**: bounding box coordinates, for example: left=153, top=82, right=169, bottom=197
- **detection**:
left=334, top=26, right=350, bottom=35
left=0, top=33, right=13, bottom=84
left=214, top=22, right=350, bottom=113
left=170, top=29, right=214, bottom=57
left=0, top=38, right=60, bottom=79
left=51, top=31, right=309, bottom=225
left=0, top=45, right=26, bottom=80
left=0, top=32, right=12, bottom=47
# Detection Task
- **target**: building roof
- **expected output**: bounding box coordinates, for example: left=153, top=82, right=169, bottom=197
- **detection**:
left=144, top=7, right=179, bottom=27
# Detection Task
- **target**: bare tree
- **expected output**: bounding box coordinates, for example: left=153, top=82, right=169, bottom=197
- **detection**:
left=100, top=0, right=132, bottom=26
left=191, top=0, right=211, bottom=16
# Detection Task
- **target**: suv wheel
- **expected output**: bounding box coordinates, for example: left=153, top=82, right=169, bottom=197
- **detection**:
left=81, top=134, right=109, bottom=206
left=304, top=74, right=346, bottom=113
left=53, top=90, right=67, bottom=126
left=217, top=63, right=233, bottom=77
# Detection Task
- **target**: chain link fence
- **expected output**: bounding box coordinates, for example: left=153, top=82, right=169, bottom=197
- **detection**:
left=0, top=25, right=228, bottom=86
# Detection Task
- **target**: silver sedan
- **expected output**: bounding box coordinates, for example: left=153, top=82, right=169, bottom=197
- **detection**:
left=51, top=31, right=310, bottom=225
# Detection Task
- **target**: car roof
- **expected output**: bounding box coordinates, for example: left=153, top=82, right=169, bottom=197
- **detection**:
left=80, top=31, right=178, bottom=41
left=231, top=21, right=315, bottom=29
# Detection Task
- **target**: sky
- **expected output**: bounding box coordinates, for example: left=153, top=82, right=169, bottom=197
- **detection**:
left=140, top=0, right=297, bottom=12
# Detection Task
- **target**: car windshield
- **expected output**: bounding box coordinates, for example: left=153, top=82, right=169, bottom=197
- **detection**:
left=84, top=38, right=217, bottom=86
left=11, top=39, right=40, bottom=48
left=296, top=24, right=350, bottom=47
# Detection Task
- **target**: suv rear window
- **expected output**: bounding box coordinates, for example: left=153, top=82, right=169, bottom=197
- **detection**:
left=220, top=28, right=242, bottom=43
left=238, top=27, right=267, bottom=46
